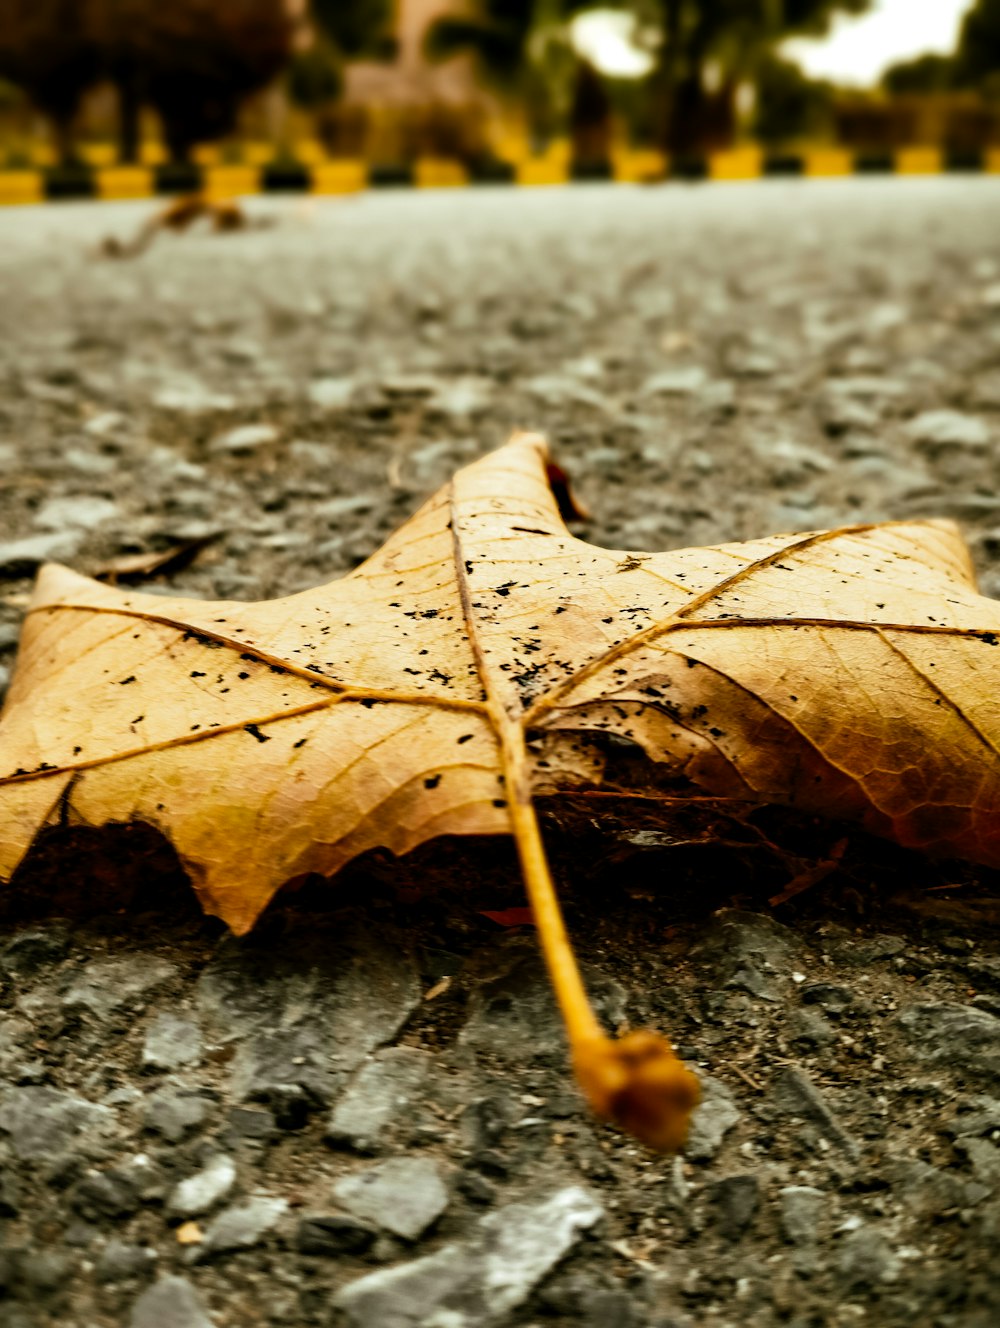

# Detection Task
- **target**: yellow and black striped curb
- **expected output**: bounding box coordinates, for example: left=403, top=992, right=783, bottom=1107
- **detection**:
left=2, top=146, right=999, bottom=204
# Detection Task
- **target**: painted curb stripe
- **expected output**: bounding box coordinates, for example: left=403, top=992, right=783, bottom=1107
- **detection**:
left=1, top=148, right=994, bottom=204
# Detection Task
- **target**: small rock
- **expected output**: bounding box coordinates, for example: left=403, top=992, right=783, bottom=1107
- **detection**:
left=333, top=1157, right=449, bottom=1242
left=428, top=377, right=493, bottom=419
left=326, top=1047, right=432, bottom=1153
left=226, top=1106, right=276, bottom=1140
left=34, top=495, right=119, bottom=532
left=787, top=1008, right=836, bottom=1049
left=142, top=1013, right=203, bottom=1072
left=1, top=927, right=69, bottom=975
left=296, top=1213, right=377, bottom=1257
left=836, top=1226, right=900, bottom=1292
left=0, top=532, right=83, bottom=577
left=74, top=1167, right=140, bottom=1219
left=946, top=1094, right=1000, bottom=1138
left=709, top=1174, right=759, bottom=1241
left=154, top=383, right=236, bottom=414
left=167, top=1156, right=236, bottom=1219
left=898, top=1002, right=1000, bottom=1081
left=209, top=423, right=279, bottom=454
left=771, top=1066, right=858, bottom=1157
left=685, top=1076, right=741, bottom=1161
left=690, top=910, right=798, bottom=1001
left=199, top=1195, right=287, bottom=1257
left=130, top=1274, right=214, bottom=1328
left=460, top=946, right=624, bottom=1061
left=641, top=366, right=710, bottom=396
left=144, top=1088, right=213, bottom=1143
left=906, top=409, right=990, bottom=454
left=801, top=982, right=855, bottom=1014
left=0, top=1086, right=113, bottom=1161
left=334, top=1186, right=603, bottom=1328
left=955, top=1137, right=1000, bottom=1188
left=307, top=377, right=357, bottom=410
left=778, top=1186, right=825, bottom=1244
left=63, top=956, right=177, bottom=1020
left=96, top=1240, right=158, bottom=1283
left=83, top=410, right=127, bottom=438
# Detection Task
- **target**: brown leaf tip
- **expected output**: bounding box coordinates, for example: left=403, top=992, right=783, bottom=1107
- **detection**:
left=573, top=1030, right=700, bottom=1153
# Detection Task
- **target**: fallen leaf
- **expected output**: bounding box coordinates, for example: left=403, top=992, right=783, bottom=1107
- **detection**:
left=175, top=1220, right=203, bottom=1245
left=3, top=431, right=1000, bottom=1148
left=480, top=907, right=537, bottom=928
left=93, top=534, right=220, bottom=584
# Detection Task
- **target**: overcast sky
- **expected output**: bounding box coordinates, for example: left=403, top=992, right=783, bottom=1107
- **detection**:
left=574, top=1, right=977, bottom=86
left=783, top=0, right=975, bottom=86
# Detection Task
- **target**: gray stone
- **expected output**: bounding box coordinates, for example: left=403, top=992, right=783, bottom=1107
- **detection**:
left=897, top=1002, right=1000, bottom=1081
left=74, top=1166, right=140, bottom=1219
left=63, top=956, right=177, bottom=1020
left=906, top=409, right=990, bottom=453
left=771, top=1067, right=858, bottom=1157
left=95, top=1239, right=157, bottom=1283
left=955, top=1137, right=1000, bottom=1188
left=209, top=423, right=279, bottom=454
left=33, top=495, right=119, bottom=532
left=751, top=435, right=832, bottom=485
left=326, top=1047, right=432, bottom=1153
left=334, top=1186, right=603, bottom=1328
left=307, top=377, right=357, bottom=410
left=685, top=1076, right=741, bottom=1161
left=167, top=1155, right=237, bottom=1219
left=196, top=922, right=421, bottom=1118
left=142, top=1013, right=203, bottom=1071
left=836, top=1226, right=900, bottom=1292
left=0, top=1086, right=113, bottom=1160
left=641, top=366, right=710, bottom=396
left=144, top=1088, right=213, bottom=1142
left=199, top=1195, right=287, bottom=1257
left=153, top=383, right=236, bottom=414
left=428, top=377, right=494, bottom=419
left=689, top=910, right=798, bottom=1001
left=946, top=1095, right=1000, bottom=1138
left=130, top=1275, right=214, bottom=1328
left=778, top=1186, right=825, bottom=1244
left=1, top=926, right=68, bottom=974
left=787, top=1008, right=836, bottom=1049
left=296, top=1213, right=377, bottom=1257
left=83, top=410, right=127, bottom=438
left=0, top=531, right=83, bottom=576
left=460, top=945, right=625, bottom=1062
left=709, top=1174, right=759, bottom=1240
left=333, top=1156, right=449, bottom=1242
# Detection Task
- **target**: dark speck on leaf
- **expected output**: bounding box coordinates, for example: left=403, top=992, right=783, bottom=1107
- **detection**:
left=457, top=733, right=473, bottom=744
left=424, top=774, right=442, bottom=789
left=119, top=676, right=136, bottom=685
left=244, top=724, right=271, bottom=743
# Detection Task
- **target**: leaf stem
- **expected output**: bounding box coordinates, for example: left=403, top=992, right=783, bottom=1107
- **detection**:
left=504, top=730, right=700, bottom=1152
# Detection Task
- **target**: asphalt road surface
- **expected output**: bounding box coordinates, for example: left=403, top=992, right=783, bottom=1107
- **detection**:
left=1, top=179, right=1000, bottom=1327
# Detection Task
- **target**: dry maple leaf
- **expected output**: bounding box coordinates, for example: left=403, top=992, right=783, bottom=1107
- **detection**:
left=3, top=432, right=1000, bottom=1148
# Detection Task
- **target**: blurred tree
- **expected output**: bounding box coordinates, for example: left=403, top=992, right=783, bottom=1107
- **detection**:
left=956, top=0, right=1000, bottom=98
left=425, top=0, right=579, bottom=148
left=287, top=0, right=394, bottom=153
left=99, top=0, right=301, bottom=162
left=882, top=53, right=956, bottom=96
left=311, top=0, right=396, bottom=61
left=0, top=0, right=101, bottom=163
left=621, top=0, right=873, bottom=154
left=753, top=52, right=833, bottom=144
